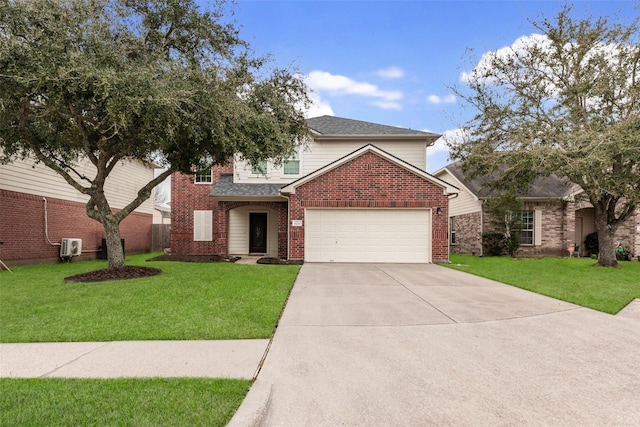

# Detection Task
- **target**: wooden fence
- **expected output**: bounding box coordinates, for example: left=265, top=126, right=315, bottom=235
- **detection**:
left=152, top=224, right=171, bottom=252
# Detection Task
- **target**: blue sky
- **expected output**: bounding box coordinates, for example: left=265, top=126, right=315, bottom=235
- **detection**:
left=229, top=0, right=638, bottom=172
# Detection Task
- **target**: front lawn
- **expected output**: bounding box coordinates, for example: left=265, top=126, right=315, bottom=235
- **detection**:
left=1, top=253, right=300, bottom=343
left=447, top=255, right=640, bottom=314
left=0, top=378, right=250, bottom=427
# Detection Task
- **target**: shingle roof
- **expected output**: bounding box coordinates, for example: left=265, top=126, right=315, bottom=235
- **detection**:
left=306, top=115, right=438, bottom=137
left=444, top=161, right=579, bottom=199
left=209, top=174, right=284, bottom=198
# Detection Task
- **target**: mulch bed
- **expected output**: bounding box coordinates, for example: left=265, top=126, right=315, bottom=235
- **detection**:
left=64, top=254, right=302, bottom=283
left=146, top=254, right=241, bottom=263
left=64, top=266, right=162, bottom=283
left=257, top=257, right=304, bottom=265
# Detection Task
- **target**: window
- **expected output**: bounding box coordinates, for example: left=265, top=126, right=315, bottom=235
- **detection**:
left=519, top=210, right=534, bottom=245
left=194, top=168, right=212, bottom=184
left=283, top=147, right=300, bottom=175
left=194, top=210, right=213, bottom=241
left=251, top=160, right=267, bottom=176
left=450, top=217, right=457, bottom=245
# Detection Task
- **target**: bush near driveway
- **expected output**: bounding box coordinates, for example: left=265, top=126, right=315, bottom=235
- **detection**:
left=446, top=255, right=640, bottom=314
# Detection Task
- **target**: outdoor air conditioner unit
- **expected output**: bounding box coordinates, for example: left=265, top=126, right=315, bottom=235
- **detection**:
left=60, top=238, right=82, bottom=258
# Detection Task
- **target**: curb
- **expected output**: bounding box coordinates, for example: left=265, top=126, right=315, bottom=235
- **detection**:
left=226, top=381, right=273, bottom=427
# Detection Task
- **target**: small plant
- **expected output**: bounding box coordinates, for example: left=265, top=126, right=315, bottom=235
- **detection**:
left=616, top=244, right=631, bottom=261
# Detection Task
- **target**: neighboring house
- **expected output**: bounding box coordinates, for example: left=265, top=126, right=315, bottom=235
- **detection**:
left=0, top=156, right=156, bottom=265
left=171, top=116, right=458, bottom=263
left=434, top=162, right=640, bottom=258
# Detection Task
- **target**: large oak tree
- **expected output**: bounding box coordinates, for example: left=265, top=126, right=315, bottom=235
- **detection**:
left=0, top=0, right=310, bottom=269
left=449, top=4, right=640, bottom=267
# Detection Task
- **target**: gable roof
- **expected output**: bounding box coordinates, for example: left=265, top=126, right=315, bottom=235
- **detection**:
left=437, top=161, right=580, bottom=199
left=281, top=144, right=458, bottom=195
left=306, top=115, right=440, bottom=145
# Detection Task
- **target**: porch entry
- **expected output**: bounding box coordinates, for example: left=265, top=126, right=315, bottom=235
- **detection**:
left=249, top=212, right=268, bottom=253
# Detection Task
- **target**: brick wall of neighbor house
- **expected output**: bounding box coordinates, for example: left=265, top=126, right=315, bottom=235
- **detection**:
left=616, top=209, right=640, bottom=259
left=287, top=151, right=450, bottom=262
left=450, top=211, right=482, bottom=255
left=482, top=200, right=568, bottom=257
left=0, top=189, right=152, bottom=265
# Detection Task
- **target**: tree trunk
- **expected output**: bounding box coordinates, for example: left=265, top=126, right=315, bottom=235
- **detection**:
left=102, top=219, right=125, bottom=269
left=593, top=207, right=619, bottom=268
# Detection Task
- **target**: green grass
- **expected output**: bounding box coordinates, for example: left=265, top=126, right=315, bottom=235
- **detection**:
left=1, top=253, right=300, bottom=343
left=0, top=378, right=250, bottom=426
left=447, top=254, right=640, bottom=314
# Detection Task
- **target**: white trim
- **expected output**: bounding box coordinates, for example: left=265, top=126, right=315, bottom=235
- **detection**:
left=434, top=167, right=480, bottom=202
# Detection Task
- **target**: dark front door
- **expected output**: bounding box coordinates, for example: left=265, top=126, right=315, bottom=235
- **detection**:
left=249, top=213, right=268, bottom=253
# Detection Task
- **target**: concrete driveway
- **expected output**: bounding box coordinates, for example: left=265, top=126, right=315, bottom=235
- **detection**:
left=231, top=263, right=640, bottom=426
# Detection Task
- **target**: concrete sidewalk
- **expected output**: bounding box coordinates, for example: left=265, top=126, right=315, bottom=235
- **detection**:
left=0, top=340, right=269, bottom=379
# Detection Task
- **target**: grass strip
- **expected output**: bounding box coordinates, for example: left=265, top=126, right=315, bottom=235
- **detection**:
left=0, top=377, right=250, bottom=427
left=1, top=253, right=300, bottom=343
left=446, top=255, right=640, bottom=314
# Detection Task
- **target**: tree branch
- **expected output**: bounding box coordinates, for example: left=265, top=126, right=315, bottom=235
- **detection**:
left=113, top=168, right=175, bottom=224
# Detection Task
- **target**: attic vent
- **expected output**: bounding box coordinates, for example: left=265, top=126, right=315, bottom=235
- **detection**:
left=363, top=164, right=372, bottom=170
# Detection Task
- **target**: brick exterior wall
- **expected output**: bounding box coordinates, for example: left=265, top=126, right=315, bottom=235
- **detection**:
left=616, top=209, right=639, bottom=260
left=170, top=162, right=233, bottom=255
left=0, top=189, right=152, bottom=265
left=287, top=151, right=450, bottom=262
left=450, top=211, right=482, bottom=255
left=480, top=200, right=567, bottom=257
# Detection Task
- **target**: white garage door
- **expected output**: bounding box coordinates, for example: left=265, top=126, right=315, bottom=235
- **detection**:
left=304, top=209, right=431, bottom=263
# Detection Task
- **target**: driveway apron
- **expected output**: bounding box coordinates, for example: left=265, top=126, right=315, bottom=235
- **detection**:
left=245, top=263, right=640, bottom=426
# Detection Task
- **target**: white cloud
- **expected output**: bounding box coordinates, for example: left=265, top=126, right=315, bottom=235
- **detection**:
left=460, top=33, right=553, bottom=85
left=376, top=66, right=405, bottom=79
left=305, top=70, right=403, bottom=109
left=426, top=128, right=466, bottom=160
left=305, top=91, right=335, bottom=118
left=426, top=94, right=457, bottom=104
left=427, top=135, right=450, bottom=155
left=371, top=100, right=403, bottom=110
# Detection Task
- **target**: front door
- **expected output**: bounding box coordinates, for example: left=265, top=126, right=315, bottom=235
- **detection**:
left=249, top=213, right=268, bottom=253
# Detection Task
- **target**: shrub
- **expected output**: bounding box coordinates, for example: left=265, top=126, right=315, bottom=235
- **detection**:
left=482, top=232, right=507, bottom=256
left=584, top=232, right=598, bottom=255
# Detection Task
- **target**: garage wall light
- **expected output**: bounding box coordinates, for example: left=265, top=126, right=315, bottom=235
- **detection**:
left=436, top=207, right=443, bottom=215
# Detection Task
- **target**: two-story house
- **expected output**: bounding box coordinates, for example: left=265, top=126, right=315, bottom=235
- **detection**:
left=0, top=157, right=156, bottom=265
left=171, top=115, right=458, bottom=263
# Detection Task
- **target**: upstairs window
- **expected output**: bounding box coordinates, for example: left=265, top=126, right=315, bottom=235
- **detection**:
left=194, top=168, right=212, bottom=184
left=283, top=147, right=300, bottom=175
left=251, top=160, right=268, bottom=176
